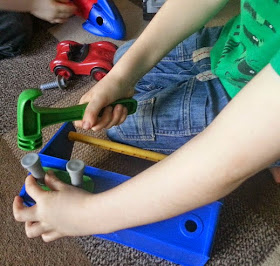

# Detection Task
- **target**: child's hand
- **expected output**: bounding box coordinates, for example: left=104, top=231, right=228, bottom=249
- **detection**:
left=13, top=171, right=93, bottom=242
left=30, top=0, right=77, bottom=24
left=75, top=76, right=135, bottom=132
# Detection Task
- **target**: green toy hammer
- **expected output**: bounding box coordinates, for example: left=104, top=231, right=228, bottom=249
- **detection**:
left=17, top=89, right=137, bottom=151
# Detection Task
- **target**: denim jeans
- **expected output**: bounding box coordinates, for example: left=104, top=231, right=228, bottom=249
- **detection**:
left=0, top=11, right=32, bottom=59
left=107, top=27, right=280, bottom=167
left=107, top=27, right=230, bottom=154
left=107, top=27, right=230, bottom=155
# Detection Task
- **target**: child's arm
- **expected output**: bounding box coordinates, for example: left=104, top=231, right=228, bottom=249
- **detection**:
left=75, top=0, right=229, bottom=131
left=0, top=0, right=76, bottom=23
left=13, top=64, right=280, bottom=241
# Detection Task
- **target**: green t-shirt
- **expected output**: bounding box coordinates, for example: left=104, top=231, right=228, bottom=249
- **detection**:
left=211, top=0, right=280, bottom=98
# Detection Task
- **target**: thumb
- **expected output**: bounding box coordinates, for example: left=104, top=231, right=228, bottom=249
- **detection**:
left=25, top=175, right=44, bottom=199
left=82, top=99, right=106, bottom=130
left=44, top=170, right=66, bottom=191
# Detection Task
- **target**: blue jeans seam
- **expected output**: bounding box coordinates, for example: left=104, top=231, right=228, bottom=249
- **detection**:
left=183, top=77, right=194, bottom=135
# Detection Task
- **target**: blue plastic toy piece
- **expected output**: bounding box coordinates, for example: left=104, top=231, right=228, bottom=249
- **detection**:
left=19, top=122, right=222, bottom=266
left=83, top=0, right=126, bottom=40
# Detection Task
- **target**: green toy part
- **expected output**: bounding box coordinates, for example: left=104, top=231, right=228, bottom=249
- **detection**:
left=41, top=167, right=94, bottom=192
left=17, top=89, right=137, bottom=151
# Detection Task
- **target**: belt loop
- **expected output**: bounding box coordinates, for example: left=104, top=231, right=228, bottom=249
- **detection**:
left=192, top=47, right=212, bottom=62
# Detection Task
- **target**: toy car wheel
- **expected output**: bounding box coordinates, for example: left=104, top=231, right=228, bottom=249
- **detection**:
left=54, top=66, right=74, bottom=80
left=91, top=67, right=109, bottom=81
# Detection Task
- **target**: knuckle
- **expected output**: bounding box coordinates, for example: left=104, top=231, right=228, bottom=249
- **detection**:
left=14, top=212, right=21, bottom=221
left=42, top=234, right=51, bottom=243
left=80, top=94, right=89, bottom=103
left=115, top=104, right=123, bottom=112
left=26, top=229, right=33, bottom=238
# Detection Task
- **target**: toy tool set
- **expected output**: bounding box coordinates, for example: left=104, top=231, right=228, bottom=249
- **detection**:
left=17, top=85, right=222, bottom=265
left=18, top=122, right=222, bottom=266
left=16, top=3, right=222, bottom=260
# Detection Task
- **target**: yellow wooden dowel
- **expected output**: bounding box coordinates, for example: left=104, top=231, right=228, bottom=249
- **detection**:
left=68, top=131, right=167, bottom=162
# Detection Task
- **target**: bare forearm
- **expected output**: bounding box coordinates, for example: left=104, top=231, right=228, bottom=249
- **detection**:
left=88, top=64, right=280, bottom=234
left=109, top=0, right=229, bottom=86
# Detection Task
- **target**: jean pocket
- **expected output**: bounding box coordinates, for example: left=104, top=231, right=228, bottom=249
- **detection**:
left=115, top=97, right=155, bottom=141
left=154, top=77, right=208, bottom=137
left=112, top=78, right=208, bottom=141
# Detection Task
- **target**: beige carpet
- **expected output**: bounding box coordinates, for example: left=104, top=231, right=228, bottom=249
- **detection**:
left=1, top=0, right=280, bottom=265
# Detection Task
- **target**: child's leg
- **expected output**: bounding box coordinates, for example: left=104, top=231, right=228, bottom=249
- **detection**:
left=107, top=27, right=230, bottom=154
left=0, top=11, right=33, bottom=59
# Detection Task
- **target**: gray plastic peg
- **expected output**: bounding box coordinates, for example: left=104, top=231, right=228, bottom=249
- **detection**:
left=66, top=159, right=85, bottom=188
left=21, top=153, right=45, bottom=184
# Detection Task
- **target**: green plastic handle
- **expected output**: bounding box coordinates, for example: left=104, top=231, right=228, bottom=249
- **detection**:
left=33, top=97, right=137, bottom=128
left=17, top=89, right=137, bottom=151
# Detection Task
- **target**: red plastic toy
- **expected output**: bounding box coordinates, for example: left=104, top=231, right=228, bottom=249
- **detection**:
left=50, top=40, right=117, bottom=81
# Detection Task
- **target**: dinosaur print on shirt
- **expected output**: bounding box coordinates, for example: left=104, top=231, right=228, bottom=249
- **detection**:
left=211, top=0, right=280, bottom=97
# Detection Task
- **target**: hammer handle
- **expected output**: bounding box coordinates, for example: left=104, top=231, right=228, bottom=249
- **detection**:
left=17, top=89, right=137, bottom=151
left=34, top=98, right=137, bottom=128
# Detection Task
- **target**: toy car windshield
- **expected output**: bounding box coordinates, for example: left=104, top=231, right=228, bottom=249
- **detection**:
left=67, top=44, right=90, bottom=63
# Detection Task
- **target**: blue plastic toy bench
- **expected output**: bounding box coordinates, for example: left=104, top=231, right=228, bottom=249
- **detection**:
left=19, top=122, right=222, bottom=266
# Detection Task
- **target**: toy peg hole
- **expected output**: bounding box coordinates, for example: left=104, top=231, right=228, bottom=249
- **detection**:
left=96, top=16, right=104, bottom=26
left=180, top=214, right=203, bottom=238
left=185, top=220, right=197, bottom=233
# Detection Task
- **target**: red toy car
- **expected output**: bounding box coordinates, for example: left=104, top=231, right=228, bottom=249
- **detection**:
left=50, top=40, right=117, bottom=81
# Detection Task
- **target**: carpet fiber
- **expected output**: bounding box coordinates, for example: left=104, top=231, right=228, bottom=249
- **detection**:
left=1, top=0, right=280, bottom=265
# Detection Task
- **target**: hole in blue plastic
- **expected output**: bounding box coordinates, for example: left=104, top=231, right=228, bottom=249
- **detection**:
left=180, top=214, right=203, bottom=238
left=185, top=220, right=197, bottom=232
left=96, top=17, right=103, bottom=26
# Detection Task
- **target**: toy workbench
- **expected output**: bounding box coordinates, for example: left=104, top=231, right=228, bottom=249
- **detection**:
left=20, top=122, right=222, bottom=266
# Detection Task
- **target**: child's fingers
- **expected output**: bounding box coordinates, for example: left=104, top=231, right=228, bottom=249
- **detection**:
left=51, top=18, right=67, bottom=24
left=25, top=221, right=50, bottom=239
left=74, top=120, right=83, bottom=128
left=82, top=99, right=105, bottom=130
left=83, top=103, right=128, bottom=131
left=41, top=231, right=62, bottom=243
left=91, top=106, right=113, bottom=132
left=56, top=2, right=77, bottom=14
left=117, top=108, right=128, bottom=125
left=25, top=175, right=44, bottom=199
left=44, top=170, right=67, bottom=191
left=13, top=196, right=37, bottom=222
left=105, top=104, right=128, bottom=128
left=56, top=11, right=73, bottom=19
